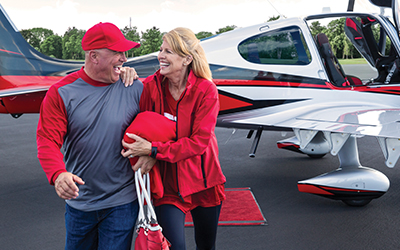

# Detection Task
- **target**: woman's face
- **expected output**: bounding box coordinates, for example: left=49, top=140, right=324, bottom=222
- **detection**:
left=157, top=40, right=187, bottom=80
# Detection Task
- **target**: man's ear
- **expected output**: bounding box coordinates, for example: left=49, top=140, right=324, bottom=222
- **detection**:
left=89, top=50, right=99, bottom=64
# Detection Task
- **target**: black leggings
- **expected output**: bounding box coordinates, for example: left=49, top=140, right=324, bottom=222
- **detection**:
left=155, top=204, right=222, bottom=250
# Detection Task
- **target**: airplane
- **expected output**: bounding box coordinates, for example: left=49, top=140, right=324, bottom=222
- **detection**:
left=1, top=0, right=400, bottom=206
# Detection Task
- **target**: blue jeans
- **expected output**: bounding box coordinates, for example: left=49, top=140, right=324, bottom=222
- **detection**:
left=65, top=200, right=139, bottom=250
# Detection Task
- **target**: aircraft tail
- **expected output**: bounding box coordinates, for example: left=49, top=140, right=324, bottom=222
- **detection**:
left=0, top=4, right=82, bottom=116
left=0, top=4, right=158, bottom=116
left=0, top=4, right=82, bottom=76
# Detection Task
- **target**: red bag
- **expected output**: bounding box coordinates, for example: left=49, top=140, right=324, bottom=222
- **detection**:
left=135, top=170, right=171, bottom=250
left=124, top=111, right=176, bottom=199
left=135, top=225, right=171, bottom=250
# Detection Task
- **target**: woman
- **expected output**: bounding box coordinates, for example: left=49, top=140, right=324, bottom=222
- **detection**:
left=122, top=27, right=226, bottom=250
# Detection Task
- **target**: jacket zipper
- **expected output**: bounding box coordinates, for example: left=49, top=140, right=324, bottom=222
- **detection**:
left=175, top=88, right=187, bottom=203
left=201, top=154, right=207, bottom=188
left=176, top=163, right=184, bottom=202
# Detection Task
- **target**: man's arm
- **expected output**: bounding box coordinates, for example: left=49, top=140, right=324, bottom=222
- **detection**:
left=37, top=85, right=68, bottom=185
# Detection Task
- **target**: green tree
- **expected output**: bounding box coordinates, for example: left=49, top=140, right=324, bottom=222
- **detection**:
left=310, top=21, right=326, bottom=38
left=122, top=26, right=141, bottom=58
left=326, top=18, right=346, bottom=58
left=267, top=16, right=281, bottom=22
left=140, top=27, right=163, bottom=56
left=371, top=22, right=392, bottom=56
left=20, top=27, right=54, bottom=52
left=216, top=25, right=236, bottom=34
left=196, top=31, right=213, bottom=40
left=343, top=38, right=352, bottom=59
left=21, top=29, right=40, bottom=50
left=62, top=27, right=85, bottom=59
left=31, top=27, right=54, bottom=43
left=40, top=34, right=63, bottom=58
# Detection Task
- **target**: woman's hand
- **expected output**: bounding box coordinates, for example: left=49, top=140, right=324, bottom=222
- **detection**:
left=120, top=67, right=139, bottom=87
left=121, top=133, right=152, bottom=158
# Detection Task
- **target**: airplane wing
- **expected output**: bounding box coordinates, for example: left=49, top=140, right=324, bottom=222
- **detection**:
left=220, top=99, right=400, bottom=169
left=225, top=103, right=400, bottom=139
left=0, top=86, right=49, bottom=97
left=0, top=76, right=54, bottom=115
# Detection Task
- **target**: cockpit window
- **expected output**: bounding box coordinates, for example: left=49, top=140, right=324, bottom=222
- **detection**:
left=370, top=21, right=391, bottom=57
left=238, top=26, right=311, bottom=65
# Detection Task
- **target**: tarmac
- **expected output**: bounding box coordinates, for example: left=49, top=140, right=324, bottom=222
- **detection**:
left=1, top=111, right=400, bottom=250
left=0, top=58, right=396, bottom=250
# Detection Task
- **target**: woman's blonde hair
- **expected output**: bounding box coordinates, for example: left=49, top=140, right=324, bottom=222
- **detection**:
left=163, top=27, right=212, bottom=81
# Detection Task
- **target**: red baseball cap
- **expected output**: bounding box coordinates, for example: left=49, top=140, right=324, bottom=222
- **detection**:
left=82, top=22, right=140, bottom=52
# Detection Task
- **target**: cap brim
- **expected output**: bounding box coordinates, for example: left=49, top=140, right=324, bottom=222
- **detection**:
left=108, top=40, right=141, bottom=52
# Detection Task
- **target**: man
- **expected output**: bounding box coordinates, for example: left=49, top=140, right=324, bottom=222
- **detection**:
left=37, top=22, right=142, bottom=250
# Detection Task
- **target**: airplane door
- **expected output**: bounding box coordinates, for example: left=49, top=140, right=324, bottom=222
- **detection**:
left=393, top=0, right=400, bottom=34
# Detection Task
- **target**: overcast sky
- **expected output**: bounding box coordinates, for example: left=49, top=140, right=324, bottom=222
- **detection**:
left=0, top=0, right=386, bottom=35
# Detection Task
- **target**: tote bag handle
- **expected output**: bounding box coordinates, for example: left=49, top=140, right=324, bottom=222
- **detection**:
left=135, top=169, right=160, bottom=230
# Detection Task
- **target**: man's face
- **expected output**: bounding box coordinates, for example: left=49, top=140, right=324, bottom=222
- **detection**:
left=95, top=48, right=127, bottom=84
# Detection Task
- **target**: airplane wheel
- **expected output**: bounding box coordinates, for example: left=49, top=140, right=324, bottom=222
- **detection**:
left=342, top=199, right=372, bottom=207
left=307, top=154, right=326, bottom=159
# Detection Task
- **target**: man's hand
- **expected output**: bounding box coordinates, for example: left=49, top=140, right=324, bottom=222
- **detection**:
left=120, top=67, right=139, bottom=87
left=54, top=172, right=85, bottom=200
left=132, top=156, right=157, bottom=174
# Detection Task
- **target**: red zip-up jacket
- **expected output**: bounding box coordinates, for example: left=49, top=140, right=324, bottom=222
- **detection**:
left=140, top=69, right=226, bottom=198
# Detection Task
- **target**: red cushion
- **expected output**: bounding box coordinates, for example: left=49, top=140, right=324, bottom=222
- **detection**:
left=124, top=111, right=176, bottom=199
left=124, top=111, right=176, bottom=146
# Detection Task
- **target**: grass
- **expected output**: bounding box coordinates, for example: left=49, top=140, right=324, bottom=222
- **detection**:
left=338, top=58, right=368, bottom=65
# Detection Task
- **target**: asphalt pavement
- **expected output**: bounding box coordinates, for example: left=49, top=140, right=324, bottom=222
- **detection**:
left=1, top=112, right=400, bottom=250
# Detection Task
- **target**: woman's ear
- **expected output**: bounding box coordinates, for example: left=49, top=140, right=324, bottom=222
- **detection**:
left=185, top=55, right=193, bottom=65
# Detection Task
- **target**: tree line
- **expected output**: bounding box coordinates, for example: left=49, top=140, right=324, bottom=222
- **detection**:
left=21, top=17, right=387, bottom=61
left=20, top=25, right=237, bottom=60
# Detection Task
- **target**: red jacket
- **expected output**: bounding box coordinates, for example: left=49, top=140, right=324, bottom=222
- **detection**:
left=140, top=69, right=226, bottom=198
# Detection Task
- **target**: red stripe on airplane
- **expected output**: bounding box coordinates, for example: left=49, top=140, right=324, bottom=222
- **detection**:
left=214, top=79, right=329, bottom=88
left=298, top=184, right=376, bottom=195
left=0, top=75, right=62, bottom=89
left=0, top=49, right=22, bottom=55
left=277, top=142, right=299, bottom=149
left=298, top=184, right=334, bottom=195
left=219, top=94, right=252, bottom=111
left=214, top=79, right=400, bottom=94
left=322, top=186, right=373, bottom=193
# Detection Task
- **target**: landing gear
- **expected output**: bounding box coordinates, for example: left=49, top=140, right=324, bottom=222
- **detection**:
left=298, top=136, right=390, bottom=207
